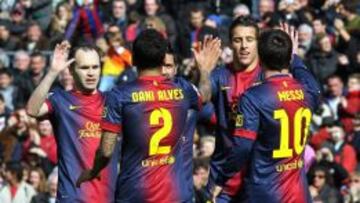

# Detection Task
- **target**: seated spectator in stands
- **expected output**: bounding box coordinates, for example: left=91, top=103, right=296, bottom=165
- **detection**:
left=0, top=94, right=10, bottom=132
left=9, top=4, right=28, bottom=37
left=325, top=75, right=345, bottom=119
left=29, top=52, right=47, bottom=90
left=19, top=22, right=50, bottom=52
left=18, top=0, right=52, bottom=32
left=232, top=4, right=250, bottom=19
left=339, top=73, right=360, bottom=133
left=307, top=34, right=339, bottom=84
left=308, top=165, right=342, bottom=203
left=99, top=31, right=132, bottom=91
left=349, top=114, right=360, bottom=164
left=328, top=123, right=357, bottom=174
left=0, top=161, right=36, bottom=203
left=28, top=167, right=47, bottom=194
left=312, top=17, right=335, bottom=45
left=48, top=2, right=72, bottom=45
left=106, top=0, right=128, bottom=35
left=37, top=120, right=56, bottom=165
left=193, top=158, right=211, bottom=203
left=336, top=0, right=360, bottom=35
left=0, top=69, right=22, bottom=111
left=344, top=171, right=360, bottom=203
left=30, top=172, right=57, bottom=203
left=199, top=136, right=215, bottom=158
left=0, top=20, right=19, bottom=51
left=143, top=16, right=167, bottom=38
left=140, top=0, right=176, bottom=49
left=298, top=23, right=314, bottom=58
left=257, top=0, right=275, bottom=20
left=57, top=68, right=74, bottom=91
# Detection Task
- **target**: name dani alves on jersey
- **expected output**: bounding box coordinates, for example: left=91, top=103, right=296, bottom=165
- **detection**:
left=132, top=88, right=184, bottom=103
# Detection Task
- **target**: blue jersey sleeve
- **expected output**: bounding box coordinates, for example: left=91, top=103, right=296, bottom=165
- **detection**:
left=45, top=87, right=63, bottom=114
left=210, top=68, right=220, bottom=99
left=214, top=93, right=259, bottom=186
left=176, top=77, right=202, bottom=110
left=290, top=54, right=321, bottom=109
left=101, top=89, right=123, bottom=133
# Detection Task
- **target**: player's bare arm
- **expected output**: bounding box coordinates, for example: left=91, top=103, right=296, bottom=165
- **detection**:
left=193, top=35, right=222, bottom=102
left=76, top=131, right=118, bottom=187
left=26, top=41, right=74, bottom=117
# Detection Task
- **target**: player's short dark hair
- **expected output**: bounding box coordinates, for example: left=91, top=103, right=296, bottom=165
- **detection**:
left=133, top=29, right=167, bottom=70
left=229, top=16, right=259, bottom=40
left=68, top=44, right=101, bottom=69
left=258, top=29, right=292, bottom=71
left=5, top=161, right=23, bottom=181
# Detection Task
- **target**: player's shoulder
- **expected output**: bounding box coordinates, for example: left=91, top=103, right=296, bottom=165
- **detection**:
left=211, top=64, right=230, bottom=78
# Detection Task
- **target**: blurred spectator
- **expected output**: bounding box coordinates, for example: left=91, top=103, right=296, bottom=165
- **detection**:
left=0, top=0, right=17, bottom=18
left=29, top=52, right=47, bottom=90
left=199, top=136, right=215, bottom=158
left=18, top=0, right=52, bottom=32
left=232, top=4, right=250, bottom=19
left=0, top=108, right=31, bottom=162
left=0, top=69, right=23, bottom=111
left=57, top=68, right=74, bottom=91
left=344, top=171, right=360, bottom=203
left=141, top=0, right=176, bottom=49
left=257, top=0, right=275, bottom=20
left=9, top=4, right=28, bottom=37
left=307, top=34, right=339, bottom=84
left=0, top=94, right=10, bottom=132
left=298, top=23, right=313, bottom=58
left=0, top=19, right=19, bottom=51
left=324, top=75, right=344, bottom=119
left=336, top=0, right=360, bottom=35
left=106, top=0, right=128, bottom=35
left=308, top=164, right=342, bottom=203
left=37, top=120, right=57, bottom=165
left=100, top=31, right=132, bottom=91
left=0, top=161, right=36, bottom=203
left=339, top=74, right=360, bottom=133
left=328, top=123, right=357, bottom=174
left=348, top=114, right=360, bottom=165
left=312, top=17, right=335, bottom=44
left=30, top=172, right=57, bottom=203
left=193, top=157, right=210, bottom=203
left=48, top=2, right=72, bottom=45
left=143, top=16, right=167, bottom=37
left=19, top=22, right=50, bottom=52
left=28, top=167, right=47, bottom=193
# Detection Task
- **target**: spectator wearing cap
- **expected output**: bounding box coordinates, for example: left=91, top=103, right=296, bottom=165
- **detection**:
left=0, top=20, right=19, bottom=51
left=18, top=0, right=52, bottom=32
left=19, top=22, right=50, bottom=52
left=339, top=74, right=360, bottom=134
left=0, top=161, right=36, bottom=203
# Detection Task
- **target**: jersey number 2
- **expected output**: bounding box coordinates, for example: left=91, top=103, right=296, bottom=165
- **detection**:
left=149, top=108, right=172, bottom=156
left=273, top=107, right=312, bottom=158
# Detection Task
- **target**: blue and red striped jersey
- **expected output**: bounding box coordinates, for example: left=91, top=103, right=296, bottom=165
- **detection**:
left=101, top=76, right=201, bottom=203
left=46, top=88, right=118, bottom=203
left=216, top=55, right=321, bottom=203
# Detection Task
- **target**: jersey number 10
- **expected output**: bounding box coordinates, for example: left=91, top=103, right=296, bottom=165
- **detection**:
left=272, top=107, right=312, bottom=159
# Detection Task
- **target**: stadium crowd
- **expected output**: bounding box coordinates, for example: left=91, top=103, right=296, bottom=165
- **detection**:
left=0, top=0, right=359, bottom=202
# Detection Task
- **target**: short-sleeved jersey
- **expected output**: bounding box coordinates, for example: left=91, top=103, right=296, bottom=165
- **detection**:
left=233, top=58, right=320, bottom=202
left=46, top=88, right=118, bottom=203
left=101, top=76, right=201, bottom=203
left=209, top=63, right=262, bottom=195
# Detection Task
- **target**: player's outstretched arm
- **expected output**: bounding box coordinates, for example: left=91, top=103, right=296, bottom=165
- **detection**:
left=76, top=131, right=118, bottom=187
left=26, top=41, right=74, bottom=117
left=192, top=35, right=221, bottom=102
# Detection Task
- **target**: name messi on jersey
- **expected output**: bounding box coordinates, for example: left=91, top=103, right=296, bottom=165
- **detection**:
left=132, top=89, right=184, bottom=102
left=277, top=89, right=304, bottom=102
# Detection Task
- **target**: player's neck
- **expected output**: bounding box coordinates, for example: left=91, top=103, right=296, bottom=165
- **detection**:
left=233, top=59, right=258, bottom=72
left=264, top=69, right=290, bottom=79
left=73, top=85, right=98, bottom=95
left=138, top=69, right=162, bottom=77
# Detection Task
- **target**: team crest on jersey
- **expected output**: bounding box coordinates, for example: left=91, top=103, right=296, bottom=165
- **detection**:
left=235, top=114, right=244, bottom=127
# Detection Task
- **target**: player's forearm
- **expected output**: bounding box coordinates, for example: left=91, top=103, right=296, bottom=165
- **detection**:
left=215, top=137, right=253, bottom=186
left=26, top=70, right=59, bottom=117
left=198, top=69, right=212, bottom=102
left=90, top=131, right=118, bottom=176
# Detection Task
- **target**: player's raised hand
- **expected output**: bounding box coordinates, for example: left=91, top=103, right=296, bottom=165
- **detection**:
left=50, top=41, right=75, bottom=74
left=76, top=169, right=99, bottom=188
left=280, top=22, right=298, bottom=55
left=192, top=35, right=222, bottom=72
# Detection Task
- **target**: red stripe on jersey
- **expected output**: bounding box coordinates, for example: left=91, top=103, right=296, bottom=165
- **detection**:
left=101, top=120, right=122, bottom=133
left=234, top=129, right=257, bottom=140
left=45, top=99, right=53, bottom=114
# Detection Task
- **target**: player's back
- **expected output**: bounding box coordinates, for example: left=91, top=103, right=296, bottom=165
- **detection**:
left=243, top=75, right=315, bottom=203
left=110, top=76, right=200, bottom=203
